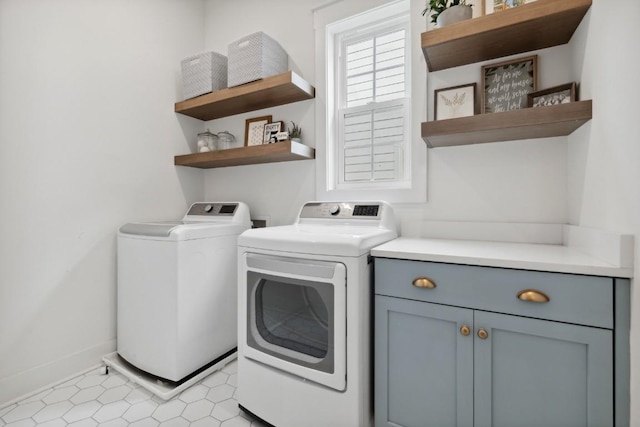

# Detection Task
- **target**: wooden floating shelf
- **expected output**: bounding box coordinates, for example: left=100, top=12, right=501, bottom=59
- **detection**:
left=174, top=140, right=315, bottom=169
left=421, top=0, right=592, bottom=71
left=174, top=71, right=315, bottom=121
left=421, top=100, right=592, bottom=148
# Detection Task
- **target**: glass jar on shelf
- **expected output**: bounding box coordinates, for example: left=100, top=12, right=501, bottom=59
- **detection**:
left=217, top=131, right=236, bottom=150
left=196, top=129, right=218, bottom=152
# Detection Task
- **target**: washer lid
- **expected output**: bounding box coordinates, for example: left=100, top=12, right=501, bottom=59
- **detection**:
left=238, top=224, right=397, bottom=256
left=118, top=201, right=251, bottom=240
left=119, top=221, right=183, bottom=237
left=119, top=221, right=248, bottom=240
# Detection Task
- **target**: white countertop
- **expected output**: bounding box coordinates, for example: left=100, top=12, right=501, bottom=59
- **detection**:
left=371, top=237, right=634, bottom=278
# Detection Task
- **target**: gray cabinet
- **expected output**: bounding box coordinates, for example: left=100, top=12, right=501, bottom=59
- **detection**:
left=473, top=311, right=612, bottom=427
left=375, top=296, right=473, bottom=427
left=374, top=258, right=629, bottom=427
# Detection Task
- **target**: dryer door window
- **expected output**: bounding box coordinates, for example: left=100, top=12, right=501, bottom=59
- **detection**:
left=244, top=253, right=347, bottom=391
left=255, top=278, right=331, bottom=360
left=250, top=275, right=336, bottom=374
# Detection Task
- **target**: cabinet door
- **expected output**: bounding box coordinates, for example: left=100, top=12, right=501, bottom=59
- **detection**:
left=374, top=295, right=473, bottom=427
left=473, top=311, right=613, bottom=427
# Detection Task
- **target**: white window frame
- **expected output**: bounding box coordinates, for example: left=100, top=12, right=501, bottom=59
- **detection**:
left=315, top=0, right=427, bottom=203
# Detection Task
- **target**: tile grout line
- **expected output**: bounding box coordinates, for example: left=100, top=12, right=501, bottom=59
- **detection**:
left=0, top=364, right=104, bottom=411
left=0, top=360, right=267, bottom=427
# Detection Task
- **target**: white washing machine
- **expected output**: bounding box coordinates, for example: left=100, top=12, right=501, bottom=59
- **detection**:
left=117, top=202, right=250, bottom=382
left=237, top=201, right=397, bottom=427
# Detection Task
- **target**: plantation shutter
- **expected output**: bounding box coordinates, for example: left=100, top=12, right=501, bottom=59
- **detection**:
left=338, top=27, right=408, bottom=184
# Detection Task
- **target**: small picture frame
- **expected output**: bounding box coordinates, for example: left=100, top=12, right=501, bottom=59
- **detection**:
left=275, top=131, right=289, bottom=141
left=434, top=83, right=477, bottom=120
left=263, top=122, right=283, bottom=144
left=245, top=115, right=272, bottom=147
left=481, top=55, right=537, bottom=114
left=527, top=82, right=577, bottom=108
left=485, top=0, right=535, bottom=14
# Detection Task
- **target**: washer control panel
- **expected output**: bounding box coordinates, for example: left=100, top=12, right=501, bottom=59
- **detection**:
left=186, top=203, right=238, bottom=216
left=300, top=202, right=381, bottom=220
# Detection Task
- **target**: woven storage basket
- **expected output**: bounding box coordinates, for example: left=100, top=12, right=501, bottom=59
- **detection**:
left=181, top=51, right=227, bottom=100
left=227, top=31, right=288, bottom=88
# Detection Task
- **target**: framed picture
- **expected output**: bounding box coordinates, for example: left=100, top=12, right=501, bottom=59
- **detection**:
left=527, top=82, right=577, bottom=108
left=434, top=83, right=477, bottom=120
left=481, top=55, right=537, bottom=114
left=485, top=0, right=535, bottom=14
left=263, top=121, right=283, bottom=144
left=245, top=115, right=272, bottom=147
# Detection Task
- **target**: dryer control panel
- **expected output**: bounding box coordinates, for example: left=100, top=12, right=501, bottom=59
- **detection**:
left=299, top=202, right=381, bottom=220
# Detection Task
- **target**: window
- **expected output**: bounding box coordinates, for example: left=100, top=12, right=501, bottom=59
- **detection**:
left=334, top=10, right=410, bottom=189
left=316, top=0, right=426, bottom=203
left=338, top=25, right=409, bottom=186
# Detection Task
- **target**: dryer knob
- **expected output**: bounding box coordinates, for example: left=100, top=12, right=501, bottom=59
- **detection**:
left=204, top=204, right=213, bottom=212
left=330, top=205, right=340, bottom=216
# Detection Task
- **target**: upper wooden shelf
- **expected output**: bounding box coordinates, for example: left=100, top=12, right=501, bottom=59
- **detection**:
left=174, top=139, right=315, bottom=169
left=421, top=100, right=592, bottom=148
left=174, top=71, right=315, bottom=121
left=421, top=0, right=592, bottom=71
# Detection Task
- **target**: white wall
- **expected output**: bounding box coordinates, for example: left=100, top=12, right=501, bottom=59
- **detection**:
left=200, top=0, right=316, bottom=225
left=0, top=0, right=205, bottom=403
left=420, top=44, right=572, bottom=227
left=202, top=0, right=639, bottom=423
left=202, top=0, right=568, bottom=230
left=1, top=0, right=637, bottom=421
left=567, top=1, right=640, bottom=422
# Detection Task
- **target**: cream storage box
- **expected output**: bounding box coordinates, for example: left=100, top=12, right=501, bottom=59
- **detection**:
left=227, top=31, right=288, bottom=88
left=181, top=51, right=227, bottom=100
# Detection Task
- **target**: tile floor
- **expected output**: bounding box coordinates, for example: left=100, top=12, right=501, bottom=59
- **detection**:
left=0, top=359, right=267, bottom=427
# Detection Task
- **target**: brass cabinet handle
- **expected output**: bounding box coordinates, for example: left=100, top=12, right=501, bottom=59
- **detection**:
left=477, top=328, right=488, bottom=339
left=412, top=277, right=436, bottom=289
left=517, top=289, right=550, bottom=303
left=460, top=325, right=471, bottom=336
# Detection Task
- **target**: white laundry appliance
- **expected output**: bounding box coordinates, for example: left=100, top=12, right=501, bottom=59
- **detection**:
left=117, top=202, right=250, bottom=382
left=237, top=201, right=397, bottom=427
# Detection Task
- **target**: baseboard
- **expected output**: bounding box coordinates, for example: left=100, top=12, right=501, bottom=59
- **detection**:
left=0, top=339, right=116, bottom=408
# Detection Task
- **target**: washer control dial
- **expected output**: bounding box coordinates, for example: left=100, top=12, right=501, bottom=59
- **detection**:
left=329, top=205, right=341, bottom=216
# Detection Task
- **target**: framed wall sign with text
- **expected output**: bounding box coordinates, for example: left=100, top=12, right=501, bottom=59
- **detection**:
left=263, top=122, right=283, bottom=144
left=481, top=55, right=537, bottom=113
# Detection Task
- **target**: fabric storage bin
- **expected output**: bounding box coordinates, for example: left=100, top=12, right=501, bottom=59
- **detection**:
left=181, top=51, right=227, bottom=100
left=227, top=31, right=288, bottom=88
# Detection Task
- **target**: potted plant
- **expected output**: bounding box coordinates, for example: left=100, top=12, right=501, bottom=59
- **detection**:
left=422, top=0, right=472, bottom=27
left=288, top=121, right=302, bottom=143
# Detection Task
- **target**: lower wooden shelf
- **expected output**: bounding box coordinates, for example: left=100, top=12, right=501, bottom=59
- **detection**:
left=421, top=100, right=592, bottom=148
left=174, top=140, right=315, bottom=169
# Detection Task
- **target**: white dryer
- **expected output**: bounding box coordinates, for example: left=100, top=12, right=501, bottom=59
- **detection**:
left=117, top=202, right=250, bottom=382
left=237, top=201, right=397, bottom=427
